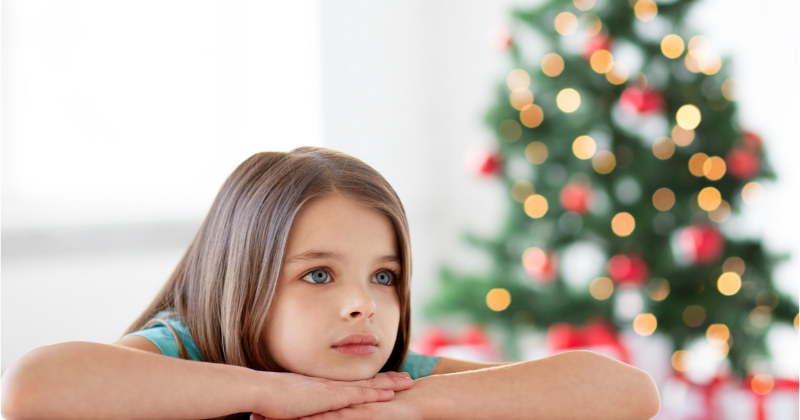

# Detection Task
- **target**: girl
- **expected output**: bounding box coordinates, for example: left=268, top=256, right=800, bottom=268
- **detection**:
left=2, top=147, right=660, bottom=420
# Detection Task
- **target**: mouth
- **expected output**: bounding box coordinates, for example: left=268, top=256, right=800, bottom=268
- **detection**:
left=332, top=334, right=378, bottom=356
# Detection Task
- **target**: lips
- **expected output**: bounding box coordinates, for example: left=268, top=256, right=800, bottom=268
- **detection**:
left=332, top=334, right=378, bottom=356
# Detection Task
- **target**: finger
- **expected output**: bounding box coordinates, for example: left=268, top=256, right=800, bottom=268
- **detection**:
left=335, top=387, right=394, bottom=408
left=374, top=371, right=410, bottom=379
left=332, top=375, right=413, bottom=391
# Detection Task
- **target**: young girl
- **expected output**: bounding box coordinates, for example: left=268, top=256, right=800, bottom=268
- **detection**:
left=2, top=147, right=660, bottom=420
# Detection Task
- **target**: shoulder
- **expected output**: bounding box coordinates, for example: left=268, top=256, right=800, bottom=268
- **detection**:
left=114, top=311, right=203, bottom=361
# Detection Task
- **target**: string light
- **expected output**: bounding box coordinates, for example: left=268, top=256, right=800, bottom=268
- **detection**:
left=606, top=62, right=629, bottom=85
left=652, top=137, right=675, bottom=160
left=634, top=0, right=658, bottom=21
left=525, top=141, right=548, bottom=164
left=676, top=105, right=701, bottom=130
left=661, top=34, right=685, bottom=59
left=684, top=51, right=701, bottom=73
left=698, top=187, right=722, bottom=211
left=557, top=88, right=581, bottom=113
left=511, top=180, right=535, bottom=203
left=671, top=350, right=693, bottom=371
left=590, top=50, right=614, bottom=74
left=749, top=306, right=772, bottom=328
left=572, top=135, right=596, bottom=159
left=721, top=78, right=735, bottom=101
left=706, top=324, right=730, bottom=344
left=510, top=90, right=534, bottom=110
left=717, top=272, right=742, bottom=296
left=499, top=120, right=522, bottom=142
left=708, top=200, right=730, bottom=223
left=524, top=194, right=548, bottom=218
left=555, top=12, right=579, bottom=35
left=646, top=279, right=670, bottom=301
left=541, top=53, right=565, bottom=77
left=573, top=0, right=596, bottom=11
left=700, top=52, right=722, bottom=75
left=611, top=212, right=635, bottom=236
left=689, top=153, right=708, bottom=177
left=671, top=125, right=695, bottom=146
left=751, top=375, right=775, bottom=395
left=507, top=69, right=531, bottom=92
left=722, top=256, right=745, bottom=276
left=592, top=150, right=616, bottom=174
left=590, top=277, right=614, bottom=300
left=683, top=305, right=706, bottom=327
left=486, top=288, right=511, bottom=311
left=633, top=313, right=657, bottom=336
left=795, top=314, right=799, bottom=331
left=652, top=188, right=675, bottom=211
left=702, top=156, right=726, bottom=181
left=742, top=182, right=763, bottom=205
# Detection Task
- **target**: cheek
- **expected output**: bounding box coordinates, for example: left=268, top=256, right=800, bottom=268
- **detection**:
left=264, top=293, right=327, bottom=366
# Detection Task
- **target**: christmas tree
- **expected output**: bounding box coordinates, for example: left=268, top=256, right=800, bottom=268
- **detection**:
left=426, top=0, right=798, bottom=379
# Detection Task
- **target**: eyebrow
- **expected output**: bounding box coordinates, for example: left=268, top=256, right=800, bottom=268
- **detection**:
left=284, top=251, right=400, bottom=265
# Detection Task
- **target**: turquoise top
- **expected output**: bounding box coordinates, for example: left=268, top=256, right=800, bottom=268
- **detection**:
left=126, top=311, right=439, bottom=380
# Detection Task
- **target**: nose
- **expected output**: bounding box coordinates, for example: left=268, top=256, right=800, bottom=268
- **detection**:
left=340, top=282, right=376, bottom=321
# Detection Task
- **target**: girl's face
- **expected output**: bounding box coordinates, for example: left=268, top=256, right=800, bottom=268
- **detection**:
left=264, top=194, right=402, bottom=381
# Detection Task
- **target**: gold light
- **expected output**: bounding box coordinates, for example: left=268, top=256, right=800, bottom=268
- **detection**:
left=756, top=290, right=779, bottom=309
left=676, top=105, right=701, bottom=130
left=684, top=51, right=702, bottom=73
left=717, top=272, right=742, bottom=296
left=510, top=90, right=534, bottom=110
left=706, top=324, right=730, bottom=344
left=572, top=135, right=596, bottom=160
left=647, top=279, right=670, bottom=301
left=698, top=187, right=722, bottom=211
left=524, top=194, right=548, bottom=218
left=486, top=288, right=511, bottom=311
left=688, top=35, right=707, bottom=51
left=606, top=62, right=629, bottom=85
left=555, top=12, right=579, bottom=35
left=525, top=141, right=548, bottom=164
left=683, top=305, right=706, bottom=327
left=652, top=188, right=676, bottom=211
left=611, top=212, right=635, bottom=237
left=520, top=104, right=544, bottom=128
left=672, top=125, right=695, bottom=146
left=722, top=257, right=745, bottom=276
left=750, top=306, right=772, bottom=328
left=574, top=0, right=596, bottom=11
left=672, top=350, right=692, bottom=371
left=590, top=50, right=614, bottom=74
left=541, top=53, right=565, bottom=77
left=590, top=277, right=614, bottom=300
left=592, top=151, right=616, bottom=174
left=721, top=78, right=735, bottom=101
left=742, top=182, right=764, bottom=205
left=688, top=153, right=708, bottom=177
left=751, top=374, right=775, bottom=395
left=709, top=200, right=731, bottom=223
left=633, top=313, right=657, bottom=336
left=794, top=314, right=798, bottom=331
left=700, top=52, right=722, bottom=75
left=511, top=180, right=535, bottom=203
left=557, top=88, right=581, bottom=113
left=661, top=34, right=685, bottom=59
left=702, top=156, right=727, bottom=181
left=507, top=69, right=531, bottom=92
left=634, top=0, right=658, bottom=21
left=499, top=120, right=522, bottom=143
left=652, top=137, right=675, bottom=160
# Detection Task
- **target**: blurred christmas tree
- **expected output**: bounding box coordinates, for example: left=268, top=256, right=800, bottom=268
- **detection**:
left=427, top=0, right=799, bottom=378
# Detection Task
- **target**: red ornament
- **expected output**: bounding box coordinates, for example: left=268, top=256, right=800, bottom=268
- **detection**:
left=464, top=148, right=502, bottom=176
left=583, top=33, right=613, bottom=60
left=741, top=131, right=762, bottom=150
left=559, top=182, right=592, bottom=215
left=725, top=148, right=761, bottom=180
left=546, top=319, right=629, bottom=363
left=678, top=224, right=726, bottom=265
left=619, top=88, right=665, bottom=114
left=522, top=247, right=558, bottom=283
left=412, top=326, right=499, bottom=362
left=607, top=254, right=649, bottom=285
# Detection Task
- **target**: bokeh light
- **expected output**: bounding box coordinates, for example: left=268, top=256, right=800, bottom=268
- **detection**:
left=486, top=288, right=511, bottom=311
left=590, top=277, right=614, bottom=300
left=751, top=374, right=775, bottom=395
left=611, top=212, right=635, bottom=236
left=756, top=290, right=779, bottom=309
left=652, top=137, right=675, bottom=160
left=541, top=53, right=565, bottom=77
left=698, top=187, right=721, bottom=211
left=742, top=182, right=764, bottom=205
left=709, top=341, right=730, bottom=360
left=499, top=120, right=522, bottom=142
left=700, top=52, right=722, bottom=75
left=555, top=12, right=579, bottom=35
left=511, top=180, right=535, bottom=203
left=702, top=156, right=726, bottom=181
left=646, top=279, right=670, bottom=301
left=676, top=105, right=701, bottom=130
left=572, top=135, right=597, bottom=160
left=671, top=350, right=692, bottom=371
left=522, top=247, right=546, bottom=271
left=510, top=90, right=534, bottom=110
left=634, top=0, right=658, bottom=21
left=557, top=88, right=581, bottom=113
left=633, top=313, right=657, bottom=336
left=688, top=153, right=708, bottom=177
left=524, top=194, right=548, bottom=218
left=708, top=200, right=730, bottom=223
left=652, top=188, right=675, bottom=211
left=520, top=104, right=544, bottom=128
left=683, top=305, right=706, bottom=327
left=590, top=50, right=614, bottom=73
left=506, top=69, right=530, bottom=92
left=671, top=125, right=695, bottom=146
left=722, top=257, right=745, bottom=276
left=721, top=78, right=735, bottom=101
left=661, top=34, right=685, bottom=59
left=525, top=141, right=548, bottom=164
left=684, top=51, right=701, bottom=73
left=580, top=14, right=602, bottom=36
left=592, top=150, right=616, bottom=174
left=573, top=0, right=596, bottom=11
left=717, top=272, right=742, bottom=296
left=749, top=306, right=772, bottom=328
left=706, top=324, right=730, bottom=344
left=606, top=62, right=629, bottom=85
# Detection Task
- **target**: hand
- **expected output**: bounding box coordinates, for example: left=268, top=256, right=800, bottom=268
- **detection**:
left=285, top=381, right=423, bottom=420
left=250, top=371, right=414, bottom=420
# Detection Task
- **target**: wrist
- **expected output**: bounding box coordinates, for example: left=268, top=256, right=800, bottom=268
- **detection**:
left=409, top=375, right=453, bottom=420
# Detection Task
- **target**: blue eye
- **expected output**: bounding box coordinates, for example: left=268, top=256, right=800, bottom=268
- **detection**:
left=302, top=269, right=330, bottom=284
left=372, top=270, right=394, bottom=286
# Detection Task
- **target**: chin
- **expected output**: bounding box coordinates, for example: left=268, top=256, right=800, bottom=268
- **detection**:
left=319, top=364, right=381, bottom=381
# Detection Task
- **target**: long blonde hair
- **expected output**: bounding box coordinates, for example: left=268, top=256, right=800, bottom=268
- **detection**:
left=125, top=147, right=412, bottom=375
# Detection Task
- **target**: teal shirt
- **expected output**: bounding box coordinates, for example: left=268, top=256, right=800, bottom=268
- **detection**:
left=126, top=312, right=439, bottom=380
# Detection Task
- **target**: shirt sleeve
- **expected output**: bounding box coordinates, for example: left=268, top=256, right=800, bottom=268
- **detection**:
left=125, top=312, right=203, bottom=361
left=399, top=350, right=440, bottom=379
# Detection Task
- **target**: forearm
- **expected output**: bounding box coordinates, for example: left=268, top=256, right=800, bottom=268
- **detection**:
left=411, top=351, right=660, bottom=420
left=1, top=341, right=259, bottom=420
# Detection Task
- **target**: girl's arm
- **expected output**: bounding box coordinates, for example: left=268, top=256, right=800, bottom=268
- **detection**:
left=1, top=339, right=413, bottom=420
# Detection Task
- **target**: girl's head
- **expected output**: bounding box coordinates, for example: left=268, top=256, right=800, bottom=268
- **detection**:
left=127, top=147, right=411, bottom=380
